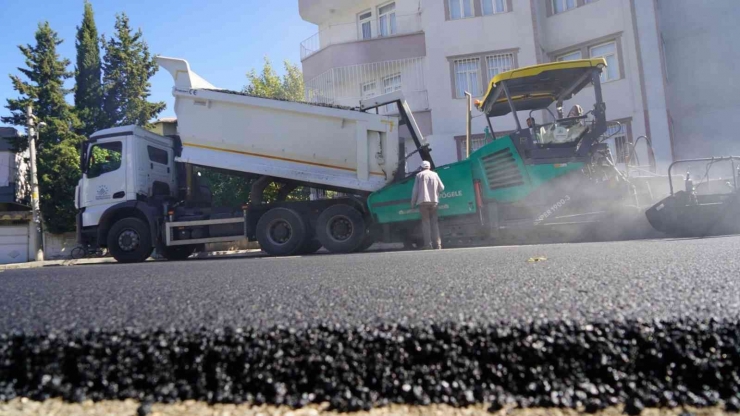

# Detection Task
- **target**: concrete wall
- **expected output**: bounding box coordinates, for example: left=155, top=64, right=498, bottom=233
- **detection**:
left=658, top=0, right=740, bottom=160
left=43, top=232, right=77, bottom=260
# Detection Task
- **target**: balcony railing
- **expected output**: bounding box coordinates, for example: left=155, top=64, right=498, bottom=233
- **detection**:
left=304, top=57, right=428, bottom=112
left=300, top=12, right=423, bottom=60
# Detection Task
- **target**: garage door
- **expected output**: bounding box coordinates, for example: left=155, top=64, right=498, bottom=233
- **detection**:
left=0, top=225, right=29, bottom=264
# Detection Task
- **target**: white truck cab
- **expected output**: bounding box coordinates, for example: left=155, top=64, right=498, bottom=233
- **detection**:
left=78, top=126, right=177, bottom=229
left=77, top=124, right=247, bottom=263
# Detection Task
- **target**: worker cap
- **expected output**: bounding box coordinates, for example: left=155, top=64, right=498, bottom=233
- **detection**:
left=421, top=161, right=431, bottom=169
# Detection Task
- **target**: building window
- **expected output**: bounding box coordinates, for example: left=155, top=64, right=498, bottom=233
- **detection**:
left=486, top=53, right=515, bottom=79
left=481, top=0, right=506, bottom=15
left=358, top=11, right=372, bottom=40
left=455, top=131, right=513, bottom=160
left=457, top=135, right=492, bottom=160
left=557, top=50, right=582, bottom=62
left=583, top=0, right=597, bottom=3
left=382, top=73, right=402, bottom=94
left=605, top=123, right=629, bottom=164
left=454, top=58, right=481, bottom=98
left=361, top=81, right=377, bottom=99
left=589, top=41, right=619, bottom=82
left=382, top=73, right=401, bottom=111
left=552, top=0, right=576, bottom=14
left=449, top=0, right=474, bottom=20
left=378, top=2, right=396, bottom=37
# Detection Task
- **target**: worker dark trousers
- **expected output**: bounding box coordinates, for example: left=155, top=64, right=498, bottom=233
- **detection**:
left=419, top=203, right=441, bottom=249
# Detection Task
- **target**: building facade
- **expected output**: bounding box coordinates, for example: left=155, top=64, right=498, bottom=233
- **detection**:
left=298, top=0, right=737, bottom=172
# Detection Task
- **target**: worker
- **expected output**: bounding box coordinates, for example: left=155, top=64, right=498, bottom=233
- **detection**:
left=565, top=104, right=588, bottom=142
left=410, top=160, right=445, bottom=250
left=568, top=104, right=584, bottom=118
left=527, top=117, right=547, bottom=144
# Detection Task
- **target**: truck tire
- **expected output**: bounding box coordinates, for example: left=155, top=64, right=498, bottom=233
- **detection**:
left=256, top=207, right=306, bottom=256
left=160, top=245, right=195, bottom=261
left=316, top=204, right=365, bottom=253
left=107, top=218, right=153, bottom=263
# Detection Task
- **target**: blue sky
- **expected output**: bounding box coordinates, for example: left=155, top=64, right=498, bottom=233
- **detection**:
left=0, top=0, right=317, bottom=125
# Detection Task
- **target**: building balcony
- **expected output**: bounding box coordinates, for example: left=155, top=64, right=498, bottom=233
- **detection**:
left=305, top=57, right=427, bottom=109
left=304, top=57, right=432, bottom=137
left=300, top=12, right=425, bottom=83
left=299, top=0, right=367, bottom=25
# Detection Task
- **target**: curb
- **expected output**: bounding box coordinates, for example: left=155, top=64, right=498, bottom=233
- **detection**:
left=0, top=249, right=265, bottom=271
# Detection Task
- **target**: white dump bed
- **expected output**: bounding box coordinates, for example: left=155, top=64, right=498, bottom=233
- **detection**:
left=157, top=57, right=401, bottom=192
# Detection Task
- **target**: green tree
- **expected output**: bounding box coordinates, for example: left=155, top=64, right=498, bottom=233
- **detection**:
left=74, top=1, right=103, bottom=136
left=102, top=13, right=164, bottom=127
left=243, top=57, right=305, bottom=102
left=1, top=22, right=84, bottom=234
left=200, top=58, right=309, bottom=206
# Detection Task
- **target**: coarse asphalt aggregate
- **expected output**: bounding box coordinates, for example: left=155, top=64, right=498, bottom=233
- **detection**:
left=1, top=236, right=740, bottom=413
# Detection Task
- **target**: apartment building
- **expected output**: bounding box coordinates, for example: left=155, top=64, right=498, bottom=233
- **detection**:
left=298, top=0, right=738, bottom=172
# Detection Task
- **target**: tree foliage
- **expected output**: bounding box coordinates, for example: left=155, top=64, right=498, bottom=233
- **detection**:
left=1, top=22, right=84, bottom=234
left=101, top=13, right=165, bottom=127
left=243, top=57, right=305, bottom=102
left=74, top=1, right=103, bottom=137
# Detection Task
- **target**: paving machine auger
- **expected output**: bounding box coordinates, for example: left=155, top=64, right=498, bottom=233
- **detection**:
left=646, top=156, right=740, bottom=237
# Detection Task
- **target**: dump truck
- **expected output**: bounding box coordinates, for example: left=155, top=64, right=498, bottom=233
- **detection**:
left=76, top=57, right=654, bottom=263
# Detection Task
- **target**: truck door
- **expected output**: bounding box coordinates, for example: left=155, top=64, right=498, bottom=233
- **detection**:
left=82, top=139, right=127, bottom=209
left=144, top=143, right=174, bottom=197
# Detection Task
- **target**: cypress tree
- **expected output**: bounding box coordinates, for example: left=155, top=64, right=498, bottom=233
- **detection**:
left=102, top=13, right=165, bottom=127
left=1, top=22, right=84, bottom=234
left=74, top=1, right=103, bottom=136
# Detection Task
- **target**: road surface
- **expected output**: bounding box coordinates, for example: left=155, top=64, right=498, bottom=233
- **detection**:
left=1, top=237, right=740, bottom=413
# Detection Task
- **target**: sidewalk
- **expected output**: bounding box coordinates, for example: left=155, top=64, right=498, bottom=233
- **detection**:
left=0, top=249, right=264, bottom=271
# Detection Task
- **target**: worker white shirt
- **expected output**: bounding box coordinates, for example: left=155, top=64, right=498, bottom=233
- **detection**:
left=411, top=169, right=445, bottom=206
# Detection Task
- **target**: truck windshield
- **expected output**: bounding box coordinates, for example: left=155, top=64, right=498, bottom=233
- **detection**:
left=87, top=141, right=123, bottom=178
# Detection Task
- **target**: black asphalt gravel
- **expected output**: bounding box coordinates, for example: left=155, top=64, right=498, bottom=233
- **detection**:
left=1, top=236, right=740, bottom=412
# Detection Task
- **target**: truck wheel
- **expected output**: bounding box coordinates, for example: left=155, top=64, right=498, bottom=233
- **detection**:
left=107, top=218, right=153, bottom=263
left=316, top=204, right=365, bottom=253
left=256, top=207, right=306, bottom=256
left=160, top=245, right=195, bottom=261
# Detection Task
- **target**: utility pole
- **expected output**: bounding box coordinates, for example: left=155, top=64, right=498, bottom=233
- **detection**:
left=25, top=105, right=44, bottom=262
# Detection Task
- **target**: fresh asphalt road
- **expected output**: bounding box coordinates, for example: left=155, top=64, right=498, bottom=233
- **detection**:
left=1, top=235, right=739, bottom=333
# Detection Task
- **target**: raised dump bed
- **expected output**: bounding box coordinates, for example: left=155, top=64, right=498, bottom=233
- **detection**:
left=157, top=57, right=401, bottom=193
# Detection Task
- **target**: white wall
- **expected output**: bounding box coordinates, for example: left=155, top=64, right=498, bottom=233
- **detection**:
left=658, top=0, right=740, bottom=160
left=630, top=0, right=671, bottom=170
left=421, top=0, right=541, bottom=165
